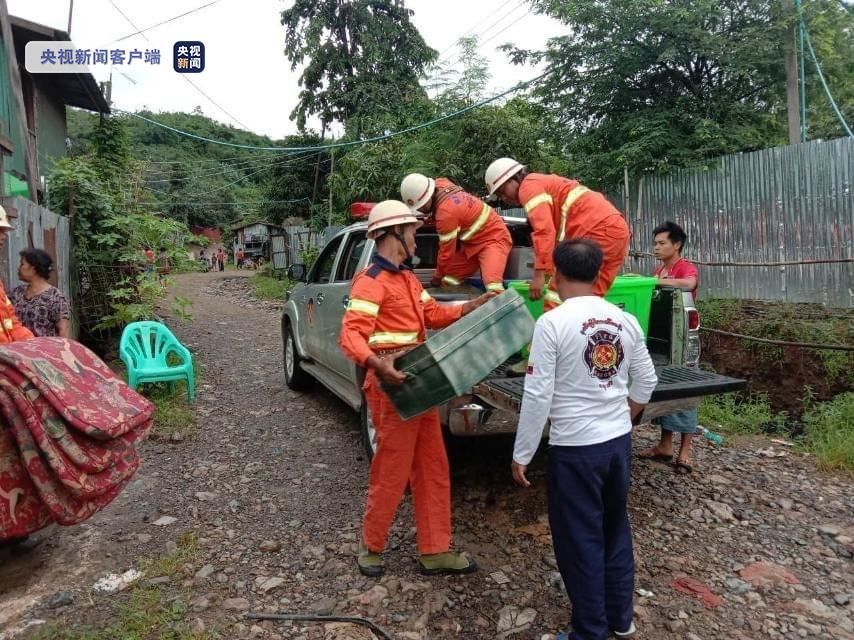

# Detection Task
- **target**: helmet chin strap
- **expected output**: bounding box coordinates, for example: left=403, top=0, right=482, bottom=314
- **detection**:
left=391, top=230, right=412, bottom=261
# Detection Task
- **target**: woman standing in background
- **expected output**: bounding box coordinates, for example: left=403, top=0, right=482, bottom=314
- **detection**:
left=11, top=248, right=72, bottom=338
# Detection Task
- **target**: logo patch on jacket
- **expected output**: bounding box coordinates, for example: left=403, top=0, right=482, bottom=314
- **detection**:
left=526, top=365, right=534, bottom=375
left=583, top=329, right=624, bottom=383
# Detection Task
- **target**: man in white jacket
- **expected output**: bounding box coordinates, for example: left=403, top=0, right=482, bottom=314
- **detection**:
left=511, top=238, right=658, bottom=640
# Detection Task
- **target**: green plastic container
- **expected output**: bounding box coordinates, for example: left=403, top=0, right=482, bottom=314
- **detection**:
left=604, top=274, right=657, bottom=336
left=506, top=280, right=545, bottom=319
left=505, top=274, right=657, bottom=337
left=383, top=289, right=535, bottom=419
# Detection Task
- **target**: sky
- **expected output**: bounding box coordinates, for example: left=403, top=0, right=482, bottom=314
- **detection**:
left=15, top=0, right=565, bottom=141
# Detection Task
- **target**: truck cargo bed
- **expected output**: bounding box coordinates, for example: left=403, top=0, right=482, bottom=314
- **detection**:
left=473, top=366, right=747, bottom=414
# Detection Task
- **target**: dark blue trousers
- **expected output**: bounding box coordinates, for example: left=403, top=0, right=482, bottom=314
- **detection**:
left=548, top=433, right=634, bottom=640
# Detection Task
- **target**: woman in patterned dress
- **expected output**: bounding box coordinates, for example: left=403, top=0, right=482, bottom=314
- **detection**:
left=10, top=248, right=71, bottom=338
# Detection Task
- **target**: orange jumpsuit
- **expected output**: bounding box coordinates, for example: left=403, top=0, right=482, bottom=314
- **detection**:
left=433, top=178, right=512, bottom=292
left=0, top=281, right=33, bottom=343
left=339, top=253, right=463, bottom=555
left=519, top=173, right=630, bottom=310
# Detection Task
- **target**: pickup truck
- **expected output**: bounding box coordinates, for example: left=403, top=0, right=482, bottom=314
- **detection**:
left=281, top=217, right=746, bottom=457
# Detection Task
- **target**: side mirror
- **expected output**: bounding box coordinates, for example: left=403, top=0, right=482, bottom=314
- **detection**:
left=288, top=264, right=308, bottom=282
left=287, top=264, right=307, bottom=282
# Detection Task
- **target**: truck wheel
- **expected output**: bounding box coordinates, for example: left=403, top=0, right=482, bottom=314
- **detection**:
left=284, top=323, right=312, bottom=391
left=360, top=394, right=378, bottom=461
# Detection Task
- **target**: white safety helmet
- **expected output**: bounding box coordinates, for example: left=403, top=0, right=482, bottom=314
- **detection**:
left=0, top=206, right=13, bottom=230
left=485, top=157, right=525, bottom=196
left=367, top=200, right=422, bottom=239
left=400, top=173, right=435, bottom=212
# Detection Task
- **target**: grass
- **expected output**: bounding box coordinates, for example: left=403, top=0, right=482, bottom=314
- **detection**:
left=801, top=392, right=854, bottom=472
left=110, top=358, right=197, bottom=440
left=699, top=392, right=788, bottom=436
left=32, top=534, right=218, bottom=640
left=700, top=391, right=853, bottom=472
left=249, top=272, right=292, bottom=300
left=147, top=381, right=197, bottom=439
left=138, top=531, right=201, bottom=578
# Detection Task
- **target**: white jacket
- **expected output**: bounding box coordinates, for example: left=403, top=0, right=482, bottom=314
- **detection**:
left=513, top=296, right=658, bottom=465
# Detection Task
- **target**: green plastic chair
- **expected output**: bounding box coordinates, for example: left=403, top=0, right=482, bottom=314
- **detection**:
left=120, top=321, right=195, bottom=403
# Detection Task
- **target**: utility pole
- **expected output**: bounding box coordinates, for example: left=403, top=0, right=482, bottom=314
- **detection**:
left=67, top=0, right=74, bottom=36
left=327, top=149, right=334, bottom=228
left=783, top=0, right=802, bottom=145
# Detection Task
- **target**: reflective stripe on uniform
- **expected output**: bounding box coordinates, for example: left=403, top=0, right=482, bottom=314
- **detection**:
left=420, top=290, right=432, bottom=303
left=459, top=203, right=491, bottom=241
left=347, top=298, right=379, bottom=316
left=523, top=193, right=553, bottom=214
left=438, top=227, right=460, bottom=243
left=486, top=282, right=505, bottom=292
left=368, top=331, right=419, bottom=346
left=544, top=290, right=562, bottom=305
left=2, top=318, right=12, bottom=330
left=557, top=185, right=591, bottom=241
left=442, top=276, right=461, bottom=286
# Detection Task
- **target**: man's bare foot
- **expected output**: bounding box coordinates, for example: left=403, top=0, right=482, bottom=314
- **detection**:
left=638, top=445, right=672, bottom=461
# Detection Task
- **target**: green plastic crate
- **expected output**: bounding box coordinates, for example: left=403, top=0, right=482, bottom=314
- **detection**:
left=505, top=274, right=657, bottom=337
left=382, top=289, right=535, bottom=419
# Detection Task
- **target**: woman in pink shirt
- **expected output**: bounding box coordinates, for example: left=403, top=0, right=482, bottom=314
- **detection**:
left=640, top=222, right=700, bottom=473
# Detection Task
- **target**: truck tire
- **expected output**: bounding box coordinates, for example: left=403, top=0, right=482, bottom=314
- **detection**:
left=283, top=322, right=313, bottom=391
left=360, top=393, right=378, bottom=461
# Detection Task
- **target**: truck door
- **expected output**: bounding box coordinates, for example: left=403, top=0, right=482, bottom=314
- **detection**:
left=301, top=234, right=344, bottom=359
left=318, top=229, right=370, bottom=376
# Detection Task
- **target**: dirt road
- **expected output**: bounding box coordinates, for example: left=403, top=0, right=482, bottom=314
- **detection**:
left=1, top=271, right=851, bottom=640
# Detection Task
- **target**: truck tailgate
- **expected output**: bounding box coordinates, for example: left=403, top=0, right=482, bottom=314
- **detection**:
left=474, top=366, right=746, bottom=412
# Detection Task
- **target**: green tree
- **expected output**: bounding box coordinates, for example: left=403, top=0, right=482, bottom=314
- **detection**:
left=264, top=135, right=330, bottom=224
left=329, top=98, right=565, bottom=206
left=445, top=36, right=491, bottom=106
left=799, top=0, right=854, bottom=140
left=511, top=0, right=853, bottom=188
left=281, top=0, right=437, bottom=135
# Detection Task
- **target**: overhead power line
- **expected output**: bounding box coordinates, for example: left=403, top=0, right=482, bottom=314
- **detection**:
left=143, top=152, right=331, bottom=181
left=433, top=0, right=520, bottom=62
left=106, top=0, right=250, bottom=130
left=433, top=1, right=529, bottom=69
left=115, top=65, right=558, bottom=152
left=144, top=155, right=286, bottom=183
left=180, top=76, right=251, bottom=131
left=478, top=6, right=533, bottom=48
left=113, top=0, right=221, bottom=42
left=140, top=198, right=312, bottom=207
left=142, top=154, right=280, bottom=165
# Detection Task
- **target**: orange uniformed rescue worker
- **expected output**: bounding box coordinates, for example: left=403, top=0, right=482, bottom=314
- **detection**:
left=338, top=200, right=495, bottom=578
left=0, top=206, right=34, bottom=344
left=400, top=173, right=512, bottom=292
left=485, top=158, right=631, bottom=311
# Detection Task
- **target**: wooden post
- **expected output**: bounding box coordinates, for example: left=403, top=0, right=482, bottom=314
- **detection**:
left=0, top=0, right=40, bottom=202
left=783, top=0, right=801, bottom=145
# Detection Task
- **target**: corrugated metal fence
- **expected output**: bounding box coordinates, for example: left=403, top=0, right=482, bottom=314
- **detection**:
left=617, top=137, right=853, bottom=308
left=272, top=225, right=327, bottom=270
left=0, top=196, right=72, bottom=305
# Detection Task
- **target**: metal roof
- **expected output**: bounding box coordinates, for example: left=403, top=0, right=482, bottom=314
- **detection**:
left=230, top=220, right=286, bottom=232
left=11, top=16, right=110, bottom=114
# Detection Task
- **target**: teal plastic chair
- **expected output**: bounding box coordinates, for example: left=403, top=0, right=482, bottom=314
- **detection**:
left=119, top=321, right=195, bottom=403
